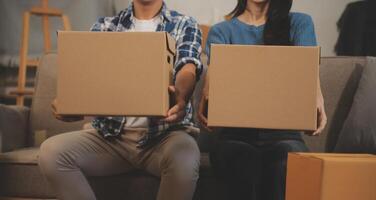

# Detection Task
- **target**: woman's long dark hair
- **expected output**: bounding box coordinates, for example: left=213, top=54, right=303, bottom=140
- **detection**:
left=228, top=0, right=293, bottom=45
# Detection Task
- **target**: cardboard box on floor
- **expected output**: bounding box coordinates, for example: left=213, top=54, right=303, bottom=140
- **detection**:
left=207, top=45, right=320, bottom=131
left=56, top=31, right=175, bottom=116
left=286, top=153, right=376, bottom=200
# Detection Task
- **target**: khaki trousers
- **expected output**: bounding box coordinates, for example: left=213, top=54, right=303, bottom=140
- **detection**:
left=38, top=127, right=200, bottom=200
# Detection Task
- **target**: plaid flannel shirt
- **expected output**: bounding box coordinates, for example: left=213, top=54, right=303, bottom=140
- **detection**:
left=90, top=2, right=203, bottom=148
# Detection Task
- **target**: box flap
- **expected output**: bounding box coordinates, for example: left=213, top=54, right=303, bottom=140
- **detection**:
left=293, top=153, right=376, bottom=162
left=286, top=153, right=323, bottom=200
left=165, top=32, right=176, bottom=55
left=295, top=153, right=376, bottom=158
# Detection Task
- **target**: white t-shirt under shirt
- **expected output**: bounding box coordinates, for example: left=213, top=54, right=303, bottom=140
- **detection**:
left=125, top=17, right=161, bottom=128
left=130, top=17, right=161, bottom=32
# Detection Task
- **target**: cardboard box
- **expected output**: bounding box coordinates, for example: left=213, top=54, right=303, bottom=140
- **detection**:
left=56, top=31, right=175, bottom=116
left=286, top=153, right=376, bottom=200
left=207, top=45, right=320, bottom=131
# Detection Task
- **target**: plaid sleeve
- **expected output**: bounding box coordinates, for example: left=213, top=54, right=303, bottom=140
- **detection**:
left=90, top=16, right=119, bottom=32
left=174, top=17, right=203, bottom=82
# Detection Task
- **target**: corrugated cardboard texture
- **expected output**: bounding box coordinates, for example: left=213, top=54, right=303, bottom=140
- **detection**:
left=286, top=153, right=376, bottom=200
left=285, top=153, right=323, bottom=200
left=57, top=31, right=174, bottom=116
left=208, top=45, right=319, bottom=131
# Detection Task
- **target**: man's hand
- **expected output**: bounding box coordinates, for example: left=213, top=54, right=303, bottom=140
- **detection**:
left=164, top=86, right=187, bottom=123
left=163, top=63, right=196, bottom=123
left=197, top=70, right=212, bottom=132
left=51, top=99, right=84, bottom=122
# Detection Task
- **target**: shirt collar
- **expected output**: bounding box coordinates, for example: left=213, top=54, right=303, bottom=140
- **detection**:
left=120, top=1, right=172, bottom=27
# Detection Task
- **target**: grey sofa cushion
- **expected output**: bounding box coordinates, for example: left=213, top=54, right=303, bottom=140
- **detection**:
left=0, top=148, right=55, bottom=198
left=0, top=105, right=29, bottom=152
left=30, top=53, right=90, bottom=143
left=335, top=57, right=376, bottom=153
left=303, top=57, right=367, bottom=152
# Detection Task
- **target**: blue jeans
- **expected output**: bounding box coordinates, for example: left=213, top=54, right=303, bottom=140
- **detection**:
left=210, top=130, right=308, bottom=200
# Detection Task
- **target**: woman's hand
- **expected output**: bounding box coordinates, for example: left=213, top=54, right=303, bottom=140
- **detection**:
left=51, top=99, right=84, bottom=122
left=312, top=97, right=327, bottom=136
left=307, top=81, right=327, bottom=136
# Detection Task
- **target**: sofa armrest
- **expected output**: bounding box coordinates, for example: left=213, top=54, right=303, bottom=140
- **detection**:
left=0, top=104, right=30, bottom=153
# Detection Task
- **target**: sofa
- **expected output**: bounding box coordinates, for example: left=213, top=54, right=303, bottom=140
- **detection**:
left=0, top=54, right=370, bottom=200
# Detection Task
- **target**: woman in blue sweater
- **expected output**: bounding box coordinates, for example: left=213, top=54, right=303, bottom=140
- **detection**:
left=198, top=0, right=327, bottom=199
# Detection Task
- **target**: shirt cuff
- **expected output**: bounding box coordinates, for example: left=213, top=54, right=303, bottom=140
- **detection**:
left=174, top=57, right=203, bottom=82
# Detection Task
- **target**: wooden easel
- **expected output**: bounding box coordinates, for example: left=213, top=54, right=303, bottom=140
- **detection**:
left=199, top=25, right=210, bottom=52
left=11, top=0, right=71, bottom=106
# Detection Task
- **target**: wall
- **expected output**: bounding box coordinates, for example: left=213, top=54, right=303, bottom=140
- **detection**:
left=0, top=0, right=356, bottom=65
left=165, top=0, right=356, bottom=56
left=0, top=0, right=118, bottom=67
left=292, top=0, right=355, bottom=56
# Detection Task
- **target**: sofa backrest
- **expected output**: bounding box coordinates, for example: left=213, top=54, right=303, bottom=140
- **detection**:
left=30, top=53, right=367, bottom=153
left=303, top=57, right=366, bottom=152
left=30, top=53, right=90, bottom=144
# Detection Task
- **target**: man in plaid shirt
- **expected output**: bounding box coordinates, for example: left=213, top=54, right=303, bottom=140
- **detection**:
left=39, top=1, right=203, bottom=200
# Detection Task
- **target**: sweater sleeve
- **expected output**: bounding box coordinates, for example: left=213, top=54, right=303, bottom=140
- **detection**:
left=205, top=25, right=228, bottom=64
left=291, top=14, right=318, bottom=46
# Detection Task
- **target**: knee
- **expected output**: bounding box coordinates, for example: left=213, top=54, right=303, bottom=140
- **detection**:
left=38, top=135, right=74, bottom=176
left=210, top=141, right=259, bottom=178
left=161, top=141, right=200, bottom=182
left=269, top=140, right=308, bottom=167
left=39, top=137, right=58, bottom=177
